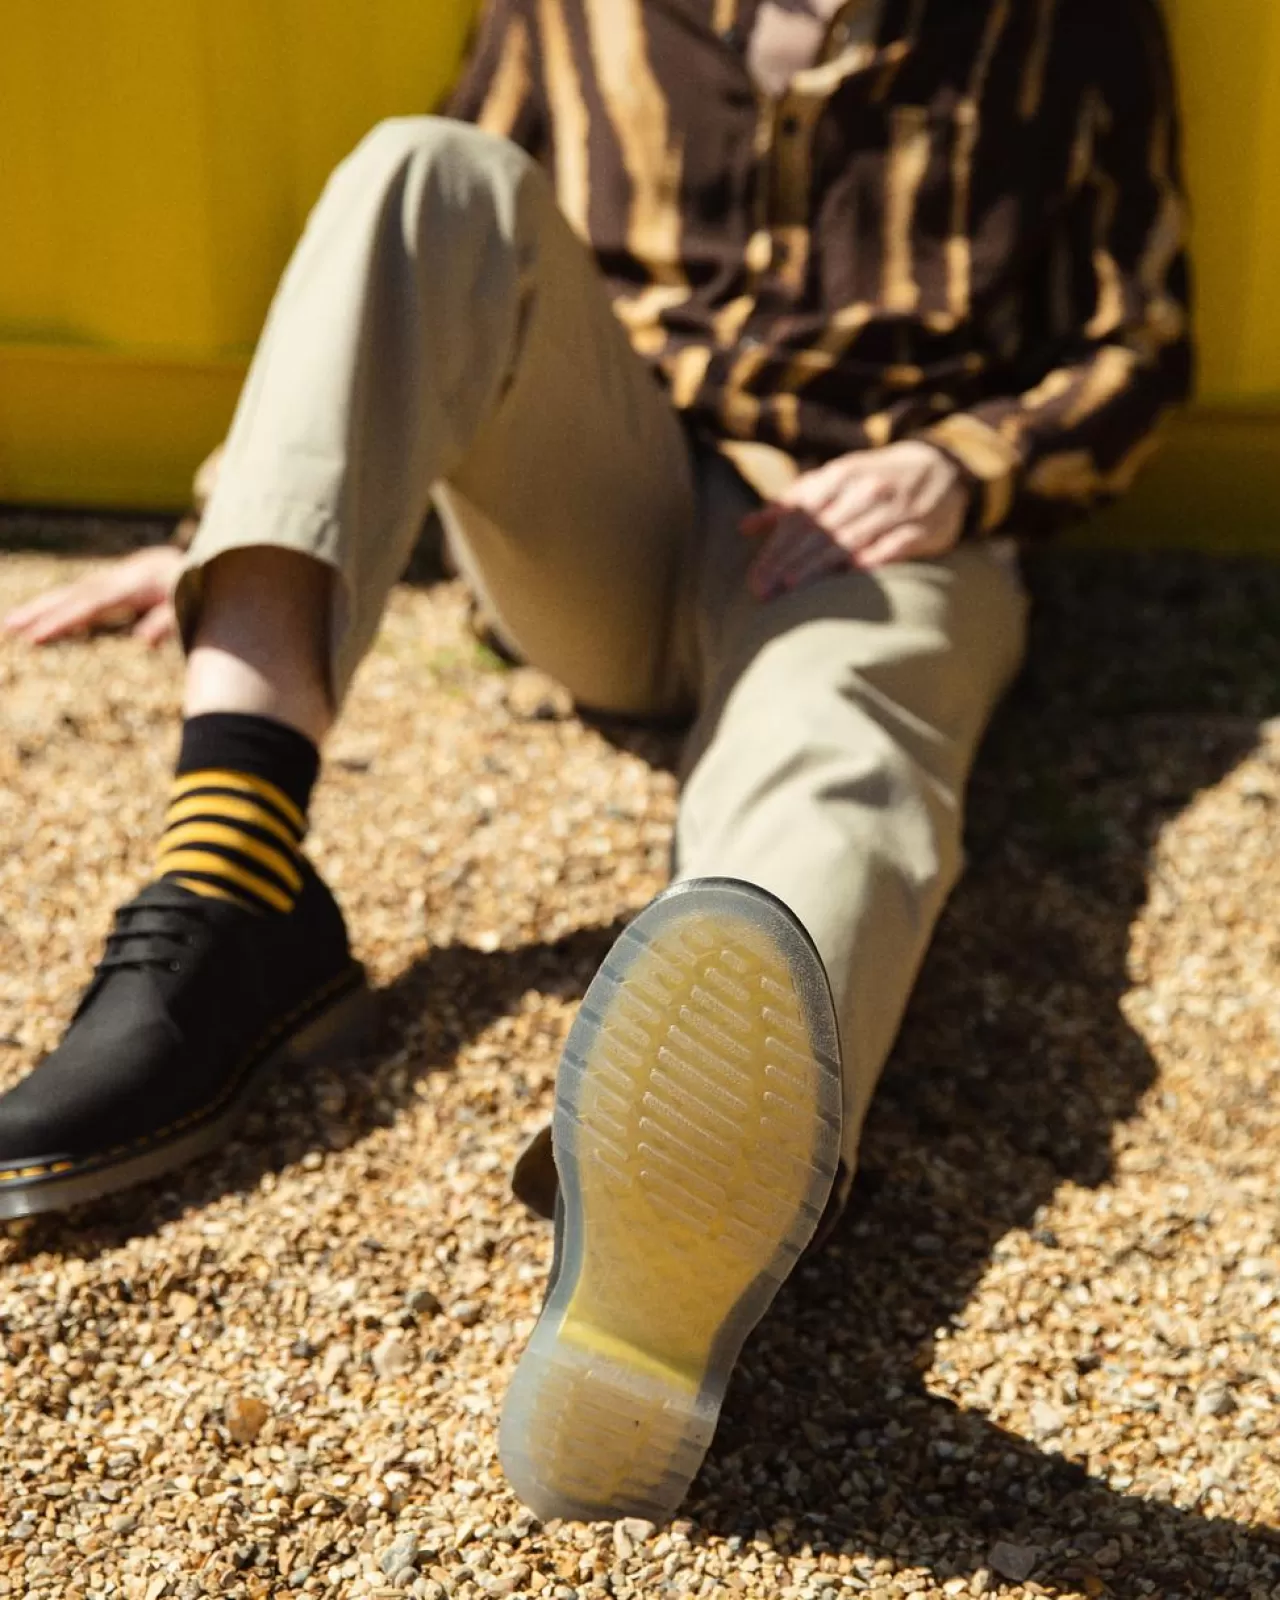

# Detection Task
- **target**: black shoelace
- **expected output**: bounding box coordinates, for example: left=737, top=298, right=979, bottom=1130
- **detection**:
left=96, top=894, right=214, bottom=976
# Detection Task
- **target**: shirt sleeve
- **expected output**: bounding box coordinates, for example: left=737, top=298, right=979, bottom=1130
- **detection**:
left=439, top=0, right=548, bottom=159
left=923, top=0, right=1194, bottom=539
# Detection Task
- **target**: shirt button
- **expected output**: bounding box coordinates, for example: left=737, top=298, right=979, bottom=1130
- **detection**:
left=780, top=114, right=801, bottom=137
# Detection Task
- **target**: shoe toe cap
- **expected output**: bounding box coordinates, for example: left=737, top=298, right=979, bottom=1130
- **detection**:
left=0, top=1070, right=83, bottom=1168
left=0, top=1006, right=179, bottom=1168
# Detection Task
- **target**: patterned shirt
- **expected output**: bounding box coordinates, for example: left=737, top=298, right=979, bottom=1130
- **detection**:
left=446, top=0, right=1193, bottom=537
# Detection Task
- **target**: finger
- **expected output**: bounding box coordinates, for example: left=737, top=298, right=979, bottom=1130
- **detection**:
left=747, top=510, right=827, bottom=598
left=1, top=579, right=95, bottom=633
left=776, top=457, right=864, bottom=515
left=742, top=470, right=859, bottom=536
left=739, top=504, right=781, bottom=539
left=815, top=498, right=905, bottom=557
left=817, top=474, right=897, bottom=541
left=18, top=589, right=116, bottom=644
left=2, top=597, right=55, bottom=635
left=750, top=517, right=838, bottom=599
left=857, top=511, right=964, bottom=569
left=134, top=603, right=179, bottom=646
left=19, top=568, right=147, bottom=643
left=853, top=522, right=939, bottom=569
left=774, top=534, right=850, bottom=596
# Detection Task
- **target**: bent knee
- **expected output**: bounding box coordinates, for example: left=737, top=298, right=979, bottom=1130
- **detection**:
left=347, top=115, right=536, bottom=194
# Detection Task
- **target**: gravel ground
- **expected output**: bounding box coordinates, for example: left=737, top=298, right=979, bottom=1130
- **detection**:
left=2, top=517, right=1280, bottom=1600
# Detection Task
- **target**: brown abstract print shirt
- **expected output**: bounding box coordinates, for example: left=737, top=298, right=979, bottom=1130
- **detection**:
left=446, top=0, right=1192, bottom=537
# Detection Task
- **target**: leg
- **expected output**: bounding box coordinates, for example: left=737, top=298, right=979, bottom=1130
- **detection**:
left=184, top=548, right=335, bottom=743
left=180, top=116, right=697, bottom=719
left=0, top=117, right=697, bottom=1221
left=676, top=455, right=1030, bottom=1196
left=499, top=463, right=1024, bottom=1519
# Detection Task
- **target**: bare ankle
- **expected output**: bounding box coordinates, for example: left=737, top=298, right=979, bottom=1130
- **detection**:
left=183, top=548, right=335, bottom=745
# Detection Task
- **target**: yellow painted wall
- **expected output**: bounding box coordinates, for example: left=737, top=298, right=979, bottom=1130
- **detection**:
left=1166, top=0, right=1280, bottom=405
left=1065, top=0, right=1280, bottom=551
left=0, top=0, right=1277, bottom=547
left=0, top=0, right=478, bottom=508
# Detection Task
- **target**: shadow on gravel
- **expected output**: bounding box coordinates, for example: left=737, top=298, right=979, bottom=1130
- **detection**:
left=691, top=551, right=1280, bottom=1595
left=0, top=508, right=175, bottom=557
left=9, top=549, right=1280, bottom=1594
left=0, top=506, right=450, bottom=582
left=4, top=918, right=627, bottom=1259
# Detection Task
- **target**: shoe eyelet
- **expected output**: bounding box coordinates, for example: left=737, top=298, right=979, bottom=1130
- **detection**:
left=169, top=960, right=183, bottom=973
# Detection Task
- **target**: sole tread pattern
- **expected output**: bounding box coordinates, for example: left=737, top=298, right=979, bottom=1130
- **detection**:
left=499, top=878, right=842, bottom=1523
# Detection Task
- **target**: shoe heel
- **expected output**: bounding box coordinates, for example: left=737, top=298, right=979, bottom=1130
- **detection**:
left=286, top=976, right=376, bottom=1068
left=500, top=1324, right=713, bottom=1524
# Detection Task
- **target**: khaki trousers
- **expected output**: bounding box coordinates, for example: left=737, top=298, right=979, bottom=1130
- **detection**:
left=181, top=118, right=1029, bottom=1187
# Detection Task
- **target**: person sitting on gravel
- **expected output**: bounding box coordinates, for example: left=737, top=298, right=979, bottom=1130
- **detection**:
left=0, top=0, right=1190, bottom=1525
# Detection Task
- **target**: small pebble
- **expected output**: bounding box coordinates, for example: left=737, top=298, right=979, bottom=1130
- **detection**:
left=380, top=1533, right=420, bottom=1578
left=224, top=1394, right=269, bottom=1445
left=372, top=1333, right=415, bottom=1379
left=167, top=1291, right=200, bottom=1323
left=1029, top=1399, right=1064, bottom=1437
left=1195, top=1380, right=1237, bottom=1417
left=318, top=1340, right=352, bottom=1386
left=988, top=1543, right=1039, bottom=1583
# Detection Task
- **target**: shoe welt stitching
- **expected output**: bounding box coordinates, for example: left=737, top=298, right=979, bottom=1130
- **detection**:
left=0, top=968, right=362, bottom=1186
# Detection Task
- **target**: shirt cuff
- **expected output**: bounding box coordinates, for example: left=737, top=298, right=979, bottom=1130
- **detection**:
left=922, top=413, right=1023, bottom=537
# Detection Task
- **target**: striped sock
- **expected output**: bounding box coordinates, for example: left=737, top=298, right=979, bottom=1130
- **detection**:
left=156, top=713, right=320, bottom=914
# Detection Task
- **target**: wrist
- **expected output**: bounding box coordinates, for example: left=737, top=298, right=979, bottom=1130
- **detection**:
left=919, top=415, right=1022, bottom=537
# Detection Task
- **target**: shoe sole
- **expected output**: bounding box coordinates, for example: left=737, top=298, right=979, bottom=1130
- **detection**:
left=499, top=878, right=842, bottom=1523
left=0, top=966, right=372, bottom=1221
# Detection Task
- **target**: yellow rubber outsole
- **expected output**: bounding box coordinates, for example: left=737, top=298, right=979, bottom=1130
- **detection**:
left=499, top=878, right=842, bottom=1523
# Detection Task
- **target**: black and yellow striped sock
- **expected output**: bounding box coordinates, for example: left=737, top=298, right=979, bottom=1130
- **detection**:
left=157, top=712, right=320, bottom=914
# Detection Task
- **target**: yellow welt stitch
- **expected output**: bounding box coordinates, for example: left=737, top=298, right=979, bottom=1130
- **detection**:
left=0, top=972, right=360, bottom=1180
